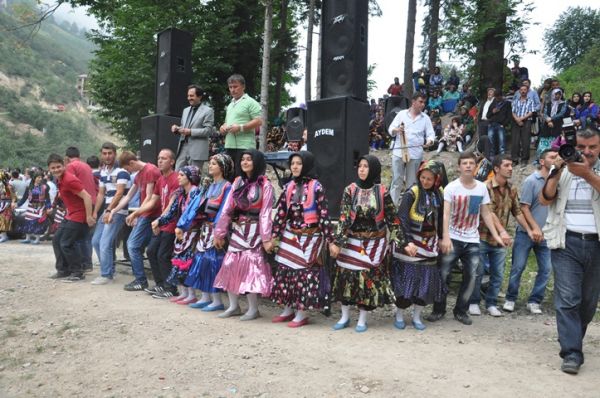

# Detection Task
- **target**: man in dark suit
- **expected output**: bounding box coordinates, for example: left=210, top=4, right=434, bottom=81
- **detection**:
left=171, top=84, right=214, bottom=170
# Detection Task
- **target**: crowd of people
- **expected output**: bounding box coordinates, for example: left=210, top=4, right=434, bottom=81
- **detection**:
left=1, top=72, right=599, bottom=376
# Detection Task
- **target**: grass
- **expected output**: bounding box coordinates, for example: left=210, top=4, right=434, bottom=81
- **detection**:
left=55, top=322, right=76, bottom=336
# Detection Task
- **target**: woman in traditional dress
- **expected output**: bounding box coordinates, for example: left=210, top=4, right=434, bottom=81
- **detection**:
left=0, top=171, right=16, bottom=243
left=213, top=149, right=274, bottom=321
left=270, top=151, right=333, bottom=328
left=329, top=155, right=401, bottom=333
left=178, top=153, right=235, bottom=312
left=391, top=160, right=446, bottom=331
left=151, top=166, right=203, bottom=305
left=16, top=171, right=51, bottom=244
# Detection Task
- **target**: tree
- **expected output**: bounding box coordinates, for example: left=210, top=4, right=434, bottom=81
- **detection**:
left=427, top=0, right=440, bottom=73
left=259, top=0, right=273, bottom=152
left=557, top=43, right=600, bottom=100
left=403, top=0, right=417, bottom=96
left=544, top=7, right=600, bottom=73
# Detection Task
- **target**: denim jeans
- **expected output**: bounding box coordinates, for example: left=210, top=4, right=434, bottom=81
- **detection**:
left=487, top=122, right=505, bottom=156
left=126, top=216, right=153, bottom=282
left=506, top=230, right=551, bottom=304
left=470, top=240, right=506, bottom=307
left=551, top=235, right=600, bottom=364
left=146, top=231, right=175, bottom=286
left=92, top=212, right=126, bottom=278
left=433, top=239, right=480, bottom=316
left=53, top=220, right=90, bottom=276
left=76, top=226, right=94, bottom=267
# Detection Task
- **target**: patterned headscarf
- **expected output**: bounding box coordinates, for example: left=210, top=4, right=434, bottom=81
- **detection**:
left=407, top=160, right=446, bottom=228
left=179, top=165, right=200, bottom=186
left=417, top=159, right=447, bottom=190
left=211, top=153, right=235, bottom=182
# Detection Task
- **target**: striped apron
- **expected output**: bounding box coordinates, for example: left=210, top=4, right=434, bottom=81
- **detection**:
left=336, top=233, right=388, bottom=271
left=228, top=221, right=262, bottom=252
left=275, top=226, right=323, bottom=270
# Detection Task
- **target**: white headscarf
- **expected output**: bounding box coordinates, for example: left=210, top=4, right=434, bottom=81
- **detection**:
left=550, top=88, right=564, bottom=117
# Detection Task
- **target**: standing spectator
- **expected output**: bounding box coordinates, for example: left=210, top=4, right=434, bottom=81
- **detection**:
left=504, top=148, right=558, bottom=314
left=446, top=69, right=460, bottom=88
left=427, top=152, right=504, bottom=325
left=539, top=128, right=600, bottom=375
left=109, top=151, right=162, bottom=291
left=511, top=85, right=536, bottom=165
left=219, top=74, right=263, bottom=177
left=568, top=92, right=583, bottom=119
left=468, top=155, right=531, bottom=317
left=538, top=88, right=568, bottom=158
left=0, top=171, right=16, bottom=243
left=90, top=142, right=131, bottom=285
left=511, top=59, right=529, bottom=82
left=388, top=92, right=435, bottom=205
left=477, top=88, right=495, bottom=158
left=9, top=170, right=28, bottom=204
left=171, top=84, right=214, bottom=170
left=48, top=154, right=95, bottom=281
left=387, top=77, right=403, bottom=96
left=15, top=171, right=51, bottom=244
left=575, top=91, right=599, bottom=128
left=487, top=89, right=512, bottom=157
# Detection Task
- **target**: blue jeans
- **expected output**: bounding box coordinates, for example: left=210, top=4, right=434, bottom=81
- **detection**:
left=433, top=240, right=480, bottom=316
left=506, top=230, right=551, bottom=304
left=551, top=235, right=600, bottom=364
left=92, top=212, right=126, bottom=278
left=126, top=216, right=153, bottom=282
left=470, top=240, right=506, bottom=307
left=487, top=122, right=505, bottom=156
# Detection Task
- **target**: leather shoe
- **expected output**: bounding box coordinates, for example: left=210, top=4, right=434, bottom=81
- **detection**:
left=287, top=318, right=309, bottom=328
left=272, top=313, right=295, bottom=323
left=561, top=358, right=581, bottom=375
left=201, top=303, right=225, bottom=312
left=217, top=307, right=242, bottom=318
left=332, top=319, right=350, bottom=330
left=240, top=311, right=261, bottom=321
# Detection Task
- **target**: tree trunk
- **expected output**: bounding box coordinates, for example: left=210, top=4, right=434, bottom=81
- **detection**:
left=305, top=0, right=315, bottom=102
left=427, top=0, right=440, bottom=73
left=475, top=0, right=507, bottom=97
left=259, top=0, right=273, bottom=152
left=403, top=0, right=417, bottom=96
left=272, top=0, right=288, bottom=118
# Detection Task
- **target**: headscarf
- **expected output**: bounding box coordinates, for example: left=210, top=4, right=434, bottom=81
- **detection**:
left=211, top=153, right=235, bottom=182
left=178, top=165, right=200, bottom=186
left=550, top=88, right=564, bottom=117
left=408, top=160, right=446, bottom=228
left=288, top=151, right=318, bottom=182
left=356, top=155, right=381, bottom=189
left=232, top=149, right=267, bottom=210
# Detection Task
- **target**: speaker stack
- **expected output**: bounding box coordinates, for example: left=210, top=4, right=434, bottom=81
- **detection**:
left=307, top=0, right=369, bottom=218
left=140, top=28, right=193, bottom=163
left=285, top=107, right=306, bottom=141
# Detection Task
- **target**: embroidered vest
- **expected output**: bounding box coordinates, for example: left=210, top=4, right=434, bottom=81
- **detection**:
left=232, top=176, right=263, bottom=220
left=203, top=181, right=231, bottom=220
left=348, top=183, right=386, bottom=230
left=284, top=179, right=318, bottom=225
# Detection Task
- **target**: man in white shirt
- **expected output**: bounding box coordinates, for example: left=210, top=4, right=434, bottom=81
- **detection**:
left=477, top=88, right=495, bottom=157
left=388, top=92, right=435, bottom=204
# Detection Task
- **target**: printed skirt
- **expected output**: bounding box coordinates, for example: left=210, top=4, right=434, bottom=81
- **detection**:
left=390, top=259, right=446, bottom=307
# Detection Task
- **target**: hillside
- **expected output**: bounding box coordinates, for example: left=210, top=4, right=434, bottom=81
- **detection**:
left=0, top=1, right=112, bottom=169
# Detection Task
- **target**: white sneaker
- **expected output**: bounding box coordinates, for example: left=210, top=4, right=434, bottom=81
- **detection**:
left=503, top=300, right=515, bottom=312
left=91, top=276, right=113, bottom=285
left=487, top=306, right=503, bottom=317
left=527, top=303, right=542, bottom=315
left=468, top=304, right=481, bottom=316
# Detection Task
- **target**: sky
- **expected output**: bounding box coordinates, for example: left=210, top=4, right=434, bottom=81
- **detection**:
left=51, top=0, right=597, bottom=105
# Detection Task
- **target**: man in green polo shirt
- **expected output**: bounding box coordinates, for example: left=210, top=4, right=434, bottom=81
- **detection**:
left=219, top=74, right=263, bottom=176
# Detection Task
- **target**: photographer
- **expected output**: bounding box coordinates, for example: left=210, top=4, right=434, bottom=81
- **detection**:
left=539, top=127, right=600, bottom=375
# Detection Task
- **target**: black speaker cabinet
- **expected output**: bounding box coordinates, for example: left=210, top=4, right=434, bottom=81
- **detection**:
left=320, top=0, right=369, bottom=101
left=140, top=114, right=181, bottom=164
left=285, top=107, right=307, bottom=141
left=384, top=95, right=410, bottom=131
left=307, top=96, right=370, bottom=218
left=156, top=28, right=193, bottom=116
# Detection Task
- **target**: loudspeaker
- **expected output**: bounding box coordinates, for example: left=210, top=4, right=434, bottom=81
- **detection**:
left=307, top=96, right=370, bottom=218
left=156, top=28, right=193, bottom=116
left=320, top=0, right=369, bottom=101
left=140, top=114, right=181, bottom=164
left=384, top=95, right=410, bottom=131
left=285, top=107, right=306, bottom=141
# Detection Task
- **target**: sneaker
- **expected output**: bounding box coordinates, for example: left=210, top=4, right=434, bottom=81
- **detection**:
left=468, top=304, right=481, bottom=316
left=91, top=276, right=112, bottom=285
left=503, top=300, right=515, bottom=312
left=83, top=265, right=93, bottom=273
left=561, top=358, right=581, bottom=375
left=527, top=302, right=542, bottom=315
left=144, top=285, right=162, bottom=294
left=453, top=312, right=473, bottom=325
left=152, top=289, right=176, bottom=299
left=487, top=306, right=503, bottom=317
left=62, top=274, right=85, bottom=283
left=123, top=279, right=148, bottom=291
left=49, top=272, right=70, bottom=279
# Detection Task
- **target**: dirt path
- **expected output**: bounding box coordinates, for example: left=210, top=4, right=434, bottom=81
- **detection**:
left=0, top=241, right=598, bottom=398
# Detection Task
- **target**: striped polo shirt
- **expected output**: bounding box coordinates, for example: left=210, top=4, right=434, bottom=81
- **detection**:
left=100, top=165, right=131, bottom=215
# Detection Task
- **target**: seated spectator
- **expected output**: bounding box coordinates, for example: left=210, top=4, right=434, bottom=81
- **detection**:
left=436, top=117, right=466, bottom=154
left=387, top=77, right=403, bottom=96
left=426, top=90, right=443, bottom=115
left=511, top=59, right=529, bottom=82
left=574, top=91, right=599, bottom=128
left=446, top=69, right=460, bottom=89
left=429, top=66, right=443, bottom=88
left=443, top=85, right=461, bottom=101
left=459, top=106, right=475, bottom=145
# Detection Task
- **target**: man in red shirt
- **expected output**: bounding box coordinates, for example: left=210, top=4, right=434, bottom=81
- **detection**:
left=48, top=154, right=95, bottom=281
left=65, top=146, right=98, bottom=273
left=387, top=77, right=403, bottom=96
left=109, top=151, right=161, bottom=291
left=133, top=149, right=180, bottom=298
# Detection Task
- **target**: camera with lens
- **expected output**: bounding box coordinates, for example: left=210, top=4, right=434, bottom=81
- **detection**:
left=558, top=117, right=583, bottom=163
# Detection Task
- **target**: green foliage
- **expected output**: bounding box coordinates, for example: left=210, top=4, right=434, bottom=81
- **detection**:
left=557, top=44, right=600, bottom=99
left=544, top=7, right=600, bottom=73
